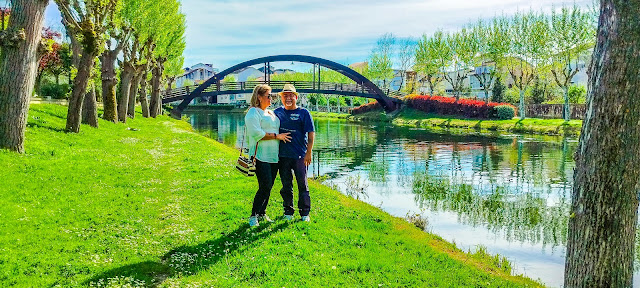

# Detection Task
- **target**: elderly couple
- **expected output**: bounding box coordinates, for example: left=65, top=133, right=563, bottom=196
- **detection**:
left=244, top=83, right=315, bottom=227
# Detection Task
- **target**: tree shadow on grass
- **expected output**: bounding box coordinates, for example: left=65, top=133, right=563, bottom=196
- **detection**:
left=25, top=122, right=66, bottom=133
left=84, top=221, right=291, bottom=287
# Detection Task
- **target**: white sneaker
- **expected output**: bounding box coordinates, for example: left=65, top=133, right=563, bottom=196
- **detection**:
left=283, top=214, right=294, bottom=221
left=301, top=216, right=310, bottom=222
left=249, top=216, right=259, bottom=227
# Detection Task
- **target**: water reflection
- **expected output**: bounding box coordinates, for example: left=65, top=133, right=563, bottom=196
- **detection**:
left=186, top=111, right=639, bottom=287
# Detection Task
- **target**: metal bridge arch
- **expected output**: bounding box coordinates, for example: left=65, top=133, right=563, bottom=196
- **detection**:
left=170, top=55, right=398, bottom=117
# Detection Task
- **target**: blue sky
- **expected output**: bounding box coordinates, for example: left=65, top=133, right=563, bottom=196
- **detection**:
left=43, top=0, right=592, bottom=71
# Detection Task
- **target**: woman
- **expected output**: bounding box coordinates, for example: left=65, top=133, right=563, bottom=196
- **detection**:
left=245, top=84, right=291, bottom=227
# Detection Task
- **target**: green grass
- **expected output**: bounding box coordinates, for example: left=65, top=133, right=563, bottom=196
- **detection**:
left=324, top=108, right=582, bottom=136
left=309, top=111, right=352, bottom=119
left=1, top=104, right=542, bottom=287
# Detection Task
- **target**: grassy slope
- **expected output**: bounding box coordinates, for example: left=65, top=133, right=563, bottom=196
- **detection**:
left=312, top=108, right=583, bottom=136
left=0, top=104, right=541, bottom=287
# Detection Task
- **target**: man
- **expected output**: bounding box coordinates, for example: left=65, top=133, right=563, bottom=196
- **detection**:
left=275, top=84, right=315, bottom=222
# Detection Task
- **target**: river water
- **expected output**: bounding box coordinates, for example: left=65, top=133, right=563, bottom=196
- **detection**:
left=187, top=111, right=638, bottom=287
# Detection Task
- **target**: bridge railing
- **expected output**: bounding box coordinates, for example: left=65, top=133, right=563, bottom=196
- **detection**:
left=162, top=80, right=383, bottom=100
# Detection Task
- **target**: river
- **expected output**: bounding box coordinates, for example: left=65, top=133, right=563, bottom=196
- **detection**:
left=187, top=111, right=639, bottom=287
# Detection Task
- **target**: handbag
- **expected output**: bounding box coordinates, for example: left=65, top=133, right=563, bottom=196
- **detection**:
left=235, top=127, right=259, bottom=177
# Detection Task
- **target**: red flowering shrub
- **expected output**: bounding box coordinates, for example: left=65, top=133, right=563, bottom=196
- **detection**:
left=404, top=95, right=517, bottom=119
left=350, top=101, right=382, bottom=115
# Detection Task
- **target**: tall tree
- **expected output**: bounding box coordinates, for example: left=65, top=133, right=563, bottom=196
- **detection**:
left=396, top=37, right=416, bottom=92
left=470, top=17, right=509, bottom=102
left=564, top=1, right=640, bottom=286
left=35, top=28, right=62, bottom=95
left=118, top=40, right=137, bottom=122
left=100, top=29, right=129, bottom=122
left=505, top=11, right=549, bottom=119
left=443, top=28, right=477, bottom=100
left=415, top=33, right=444, bottom=96
left=549, top=5, right=596, bottom=121
left=0, top=0, right=49, bottom=153
left=55, top=0, right=118, bottom=132
left=368, top=33, right=395, bottom=90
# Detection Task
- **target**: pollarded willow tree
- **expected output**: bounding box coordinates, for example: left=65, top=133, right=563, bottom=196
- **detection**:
left=504, top=11, right=550, bottom=119
left=55, top=0, right=118, bottom=132
left=548, top=5, right=596, bottom=121
left=564, top=0, right=640, bottom=286
left=429, top=30, right=453, bottom=97
left=396, top=37, right=416, bottom=92
left=445, top=27, right=477, bottom=100
left=469, top=17, right=509, bottom=101
left=0, top=0, right=49, bottom=153
left=368, top=33, right=395, bottom=91
left=99, top=18, right=129, bottom=123
left=147, top=0, right=185, bottom=118
left=414, top=33, right=444, bottom=96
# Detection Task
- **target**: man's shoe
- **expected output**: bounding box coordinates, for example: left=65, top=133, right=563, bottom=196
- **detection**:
left=259, top=215, right=273, bottom=223
left=301, top=216, right=310, bottom=222
left=283, top=214, right=294, bottom=221
left=249, top=216, right=259, bottom=227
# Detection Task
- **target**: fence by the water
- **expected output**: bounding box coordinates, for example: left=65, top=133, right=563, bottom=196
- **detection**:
left=525, top=104, right=586, bottom=120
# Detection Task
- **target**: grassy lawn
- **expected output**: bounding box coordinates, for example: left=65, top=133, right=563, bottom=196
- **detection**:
left=1, top=104, right=542, bottom=287
left=308, top=111, right=351, bottom=119
left=313, top=108, right=583, bottom=136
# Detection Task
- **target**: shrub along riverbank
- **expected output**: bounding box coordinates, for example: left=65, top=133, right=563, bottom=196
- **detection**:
left=0, top=104, right=541, bottom=287
left=312, top=108, right=583, bottom=137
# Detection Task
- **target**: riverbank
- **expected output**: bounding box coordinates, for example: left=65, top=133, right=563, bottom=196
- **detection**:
left=311, top=108, right=583, bottom=137
left=0, top=104, right=541, bottom=287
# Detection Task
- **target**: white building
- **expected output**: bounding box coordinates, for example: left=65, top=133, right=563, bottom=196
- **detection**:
left=176, top=63, right=219, bottom=87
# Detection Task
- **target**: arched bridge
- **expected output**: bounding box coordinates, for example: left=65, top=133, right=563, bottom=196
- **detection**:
left=163, top=55, right=402, bottom=117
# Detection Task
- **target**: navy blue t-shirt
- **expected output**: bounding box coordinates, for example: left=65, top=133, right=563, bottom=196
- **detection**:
left=274, top=107, right=315, bottom=159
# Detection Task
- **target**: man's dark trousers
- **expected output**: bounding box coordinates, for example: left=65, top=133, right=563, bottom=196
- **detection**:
left=279, top=157, right=310, bottom=216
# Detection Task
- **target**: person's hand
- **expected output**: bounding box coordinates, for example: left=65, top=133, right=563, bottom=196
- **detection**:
left=277, top=132, right=291, bottom=143
left=304, top=151, right=312, bottom=166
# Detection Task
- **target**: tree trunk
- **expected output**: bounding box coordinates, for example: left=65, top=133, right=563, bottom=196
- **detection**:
left=128, top=69, right=143, bottom=118
left=563, top=86, right=570, bottom=121
left=81, top=84, right=98, bottom=127
left=66, top=51, right=95, bottom=133
left=118, top=62, right=134, bottom=122
left=519, top=89, right=525, bottom=119
left=100, top=51, right=118, bottom=122
left=35, top=72, right=43, bottom=97
left=166, top=77, right=175, bottom=91
left=0, top=0, right=48, bottom=153
left=149, top=61, right=164, bottom=118
left=139, top=74, right=150, bottom=118
left=564, top=1, right=640, bottom=287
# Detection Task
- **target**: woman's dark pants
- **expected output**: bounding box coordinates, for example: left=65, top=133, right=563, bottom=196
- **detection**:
left=279, top=157, right=311, bottom=216
left=251, top=159, right=279, bottom=216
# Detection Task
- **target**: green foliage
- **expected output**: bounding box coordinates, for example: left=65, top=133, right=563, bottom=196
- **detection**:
left=531, top=78, right=547, bottom=104
left=182, top=79, right=195, bottom=86
left=368, top=33, right=395, bottom=88
left=491, top=75, right=506, bottom=103
left=568, top=85, right=586, bottom=104
left=504, top=87, right=530, bottom=105
left=548, top=5, right=595, bottom=90
left=495, top=105, right=516, bottom=120
left=40, top=81, right=70, bottom=99
left=222, top=74, right=236, bottom=83
left=0, top=104, right=539, bottom=287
